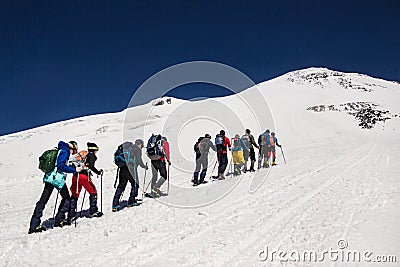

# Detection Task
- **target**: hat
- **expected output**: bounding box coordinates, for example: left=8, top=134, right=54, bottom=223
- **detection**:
left=87, top=142, right=99, bottom=152
left=220, top=130, right=225, bottom=136
left=245, top=129, right=251, bottom=134
left=271, top=132, right=275, bottom=136
left=235, top=134, right=240, bottom=138
left=205, top=134, right=211, bottom=139
left=266, top=129, right=270, bottom=134
left=69, top=141, right=78, bottom=150
left=135, top=139, right=144, bottom=148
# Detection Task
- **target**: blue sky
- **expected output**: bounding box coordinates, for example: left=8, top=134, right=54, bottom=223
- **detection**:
left=1, top=0, right=399, bottom=135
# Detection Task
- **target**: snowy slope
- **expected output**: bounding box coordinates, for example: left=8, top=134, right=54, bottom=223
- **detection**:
left=0, top=68, right=399, bottom=266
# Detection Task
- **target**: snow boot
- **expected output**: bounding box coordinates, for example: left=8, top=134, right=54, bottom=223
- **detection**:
left=90, top=211, right=103, bottom=218
left=28, top=225, right=46, bottom=234
left=89, top=193, right=99, bottom=217
left=112, top=206, right=121, bottom=212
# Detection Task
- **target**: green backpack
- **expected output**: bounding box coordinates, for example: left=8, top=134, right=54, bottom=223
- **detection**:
left=38, top=148, right=59, bottom=173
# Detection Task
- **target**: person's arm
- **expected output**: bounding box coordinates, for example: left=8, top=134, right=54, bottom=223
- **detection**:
left=225, top=137, right=231, bottom=150
left=56, top=149, right=76, bottom=173
left=86, top=153, right=102, bottom=175
left=134, top=147, right=147, bottom=168
left=275, top=137, right=281, bottom=147
left=164, top=141, right=171, bottom=162
left=241, top=138, right=249, bottom=151
left=251, top=135, right=259, bottom=149
left=209, top=140, right=217, bottom=152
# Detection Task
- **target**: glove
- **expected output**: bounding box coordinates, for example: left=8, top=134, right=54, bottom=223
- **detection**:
left=76, top=167, right=82, bottom=173
left=167, top=160, right=172, bottom=166
left=145, top=165, right=149, bottom=170
left=278, top=145, right=282, bottom=148
left=99, top=169, right=104, bottom=175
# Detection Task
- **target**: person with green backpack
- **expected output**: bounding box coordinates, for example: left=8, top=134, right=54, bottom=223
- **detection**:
left=28, top=141, right=81, bottom=234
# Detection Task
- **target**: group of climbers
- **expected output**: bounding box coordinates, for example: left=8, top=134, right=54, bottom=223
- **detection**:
left=28, top=130, right=281, bottom=234
left=192, top=129, right=282, bottom=185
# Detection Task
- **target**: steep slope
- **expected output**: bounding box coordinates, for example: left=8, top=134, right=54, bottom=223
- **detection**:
left=0, top=68, right=399, bottom=266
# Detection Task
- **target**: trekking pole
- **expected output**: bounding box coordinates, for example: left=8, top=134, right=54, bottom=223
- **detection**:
left=142, top=163, right=148, bottom=200
left=280, top=146, right=286, bottom=164
left=100, top=172, right=103, bottom=213
left=52, top=192, right=59, bottom=222
left=75, top=173, right=79, bottom=228
left=167, top=163, right=170, bottom=195
left=80, top=190, right=87, bottom=217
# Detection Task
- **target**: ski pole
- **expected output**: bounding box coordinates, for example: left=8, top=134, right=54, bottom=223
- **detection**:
left=167, top=162, right=170, bottom=195
left=75, top=174, right=79, bottom=228
left=80, top=190, right=87, bottom=217
left=142, top=163, right=148, bottom=200
left=52, top=192, right=59, bottom=223
left=280, top=146, right=286, bottom=164
left=100, top=172, right=103, bottom=213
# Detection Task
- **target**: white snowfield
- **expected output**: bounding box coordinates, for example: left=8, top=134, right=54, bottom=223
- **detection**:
left=0, top=67, right=399, bottom=266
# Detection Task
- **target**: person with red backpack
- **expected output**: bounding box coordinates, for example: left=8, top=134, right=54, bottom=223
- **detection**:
left=69, top=142, right=103, bottom=219
left=215, top=130, right=231, bottom=180
left=268, top=132, right=282, bottom=166
left=146, top=135, right=171, bottom=198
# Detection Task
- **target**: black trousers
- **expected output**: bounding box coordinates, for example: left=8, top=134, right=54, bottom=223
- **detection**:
left=29, top=182, right=71, bottom=230
left=113, top=166, right=139, bottom=207
left=218, top=153, right=228, bottom=175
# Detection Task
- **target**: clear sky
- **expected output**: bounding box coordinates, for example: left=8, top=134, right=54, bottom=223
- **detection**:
left=1, top=0, right=399, bottom=135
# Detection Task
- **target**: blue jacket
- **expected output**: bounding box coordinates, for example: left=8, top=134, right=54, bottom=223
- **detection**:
left=57, top=141, right=76, bottom=173
left=232, top=138, right=249, bottom=152
left=271, top=137, right=281, bottom=147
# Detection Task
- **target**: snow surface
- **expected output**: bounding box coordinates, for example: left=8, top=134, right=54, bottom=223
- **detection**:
left=0, top=68, right=399, bottom=266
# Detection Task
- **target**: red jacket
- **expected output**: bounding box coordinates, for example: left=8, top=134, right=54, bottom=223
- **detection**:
left=218, top=136, right=231, bottom=154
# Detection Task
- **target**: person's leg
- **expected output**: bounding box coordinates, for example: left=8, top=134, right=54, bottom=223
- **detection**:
left=250, top=148, right=256, bottom=171
left=219, top=153, right=228, bottom=175
left=151, top=161, right=158, bottom=191
left=193, top=158, right=201, bottom=184
left=199, top=156, right=208, bottom=183
left=54, top=184, right=71, bottom=226
left=154, top=161, right=168, bottom=189
left=112, top=169, right=128, bottom=209
left=29, top=182, right=54, bottom=231
left=127, top=168, right=139, bottom=205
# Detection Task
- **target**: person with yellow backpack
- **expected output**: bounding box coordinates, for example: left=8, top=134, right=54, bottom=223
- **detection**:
left=267, top=132, right=282, bottom=166
left=231, top=134, right=249, bottom=176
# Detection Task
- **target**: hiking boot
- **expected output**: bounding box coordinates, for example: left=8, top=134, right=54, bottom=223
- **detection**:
left=28, top=225, right=46, bottom=234
left=272, top=162, right=277, bottom=166
left=151, top=189, right=161, bottom=198
left=249, top=168, right=256, bottom=172
left=54, top=219, right=70, bottom=228
left=218, top=174, right=225, bottom=180
left=90, top=211, right=103, bottom=218
left=112, top=206, right=121, bottom=212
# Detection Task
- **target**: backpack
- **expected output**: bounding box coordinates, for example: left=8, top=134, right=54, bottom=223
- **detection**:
left=38, top=148, right=59, bottom=173
left=215, top=134, right=224, bottom=152
left=69, top=150, right=88, bottom=167
left=259, top=133, right=268, bottom=146
left=146, top=134, right=164, bottom=160
left=199, top=138, right=210, bottom=154
left=231, top=137, right=242, bottom=151
left=114, top=142, right=134, bottom=167
left=242, top=134, right=251, bottom=148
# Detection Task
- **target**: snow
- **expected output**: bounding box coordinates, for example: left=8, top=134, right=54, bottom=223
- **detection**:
left=0, top=67, right=399, bottom=266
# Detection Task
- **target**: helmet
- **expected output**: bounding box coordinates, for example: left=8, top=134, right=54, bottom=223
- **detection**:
left=245, top=129, right=251, bottom=134
left=69, top=141, right=78, bottom=150
left=135, top=139, right=144, bottom=148
left=205, top=134, right=211, bottom=139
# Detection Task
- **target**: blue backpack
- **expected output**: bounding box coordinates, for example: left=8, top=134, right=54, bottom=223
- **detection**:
left=114, top=142, right=134, bottom=167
